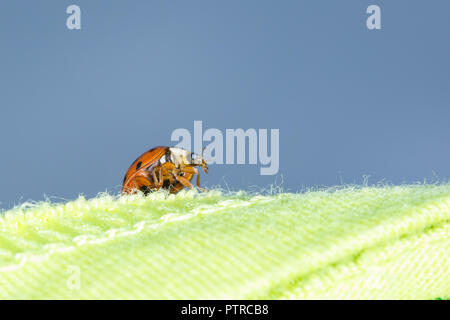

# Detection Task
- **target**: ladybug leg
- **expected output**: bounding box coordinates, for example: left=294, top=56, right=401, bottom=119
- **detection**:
left=175, top=174, right=194, bottom=190
left=161, top=162, right=181, bottom=186
left=180, top=166, right=197, bottom=175
left=160, top=165, right=176, bottom=185
left=161, top=162, right=176, bottom=171
left=181, top=166, right=207, bottom=192
left=196, top=176, right=207, bottom=192
left=151, top=167, right=161, bottom=189
left=180, top=166, right=205, bottom=192
left=151, top=166, right=169, bottom=190
left=151, top=169, right=158, bottom=188
left=158, top=166, right=164, bottom=188
left=197, top=175, right=207, bottom=192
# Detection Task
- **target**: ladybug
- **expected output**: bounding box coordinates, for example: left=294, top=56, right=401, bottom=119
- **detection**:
left=122, top=146, right=209, bottom=195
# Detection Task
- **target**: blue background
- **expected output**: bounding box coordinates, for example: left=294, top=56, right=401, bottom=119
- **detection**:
left=0, top=0, right=449, bottom=209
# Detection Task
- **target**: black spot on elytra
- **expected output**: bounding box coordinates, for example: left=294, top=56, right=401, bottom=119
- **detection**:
left=136, top=161, right=142, bottom=170
left=162, top=180, right=171, bottom=188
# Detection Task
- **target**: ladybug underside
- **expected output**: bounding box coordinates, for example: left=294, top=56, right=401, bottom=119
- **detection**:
left=138, top=170, right=191, bottom=195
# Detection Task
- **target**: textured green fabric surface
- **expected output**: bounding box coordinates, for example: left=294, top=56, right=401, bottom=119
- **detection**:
left=0, top=185, right=449, bottom=299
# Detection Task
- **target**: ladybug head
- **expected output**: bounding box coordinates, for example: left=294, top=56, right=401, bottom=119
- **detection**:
left=190, top=150, right=208, bottom=173
left=169, top=147, right=209, bottom=173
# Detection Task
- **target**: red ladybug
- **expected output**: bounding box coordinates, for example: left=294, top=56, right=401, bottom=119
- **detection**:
left=122, top=146, right=208, bottom=195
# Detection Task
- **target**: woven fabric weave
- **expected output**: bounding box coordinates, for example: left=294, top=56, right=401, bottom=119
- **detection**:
left=0, top=185, right=448, bottom=299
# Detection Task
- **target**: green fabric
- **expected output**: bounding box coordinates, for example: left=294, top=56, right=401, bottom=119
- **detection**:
left=0, top=185, right=449, bottom=299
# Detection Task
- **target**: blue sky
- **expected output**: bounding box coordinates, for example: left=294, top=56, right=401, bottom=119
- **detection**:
left=0, top=1, right=449, bottom=208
